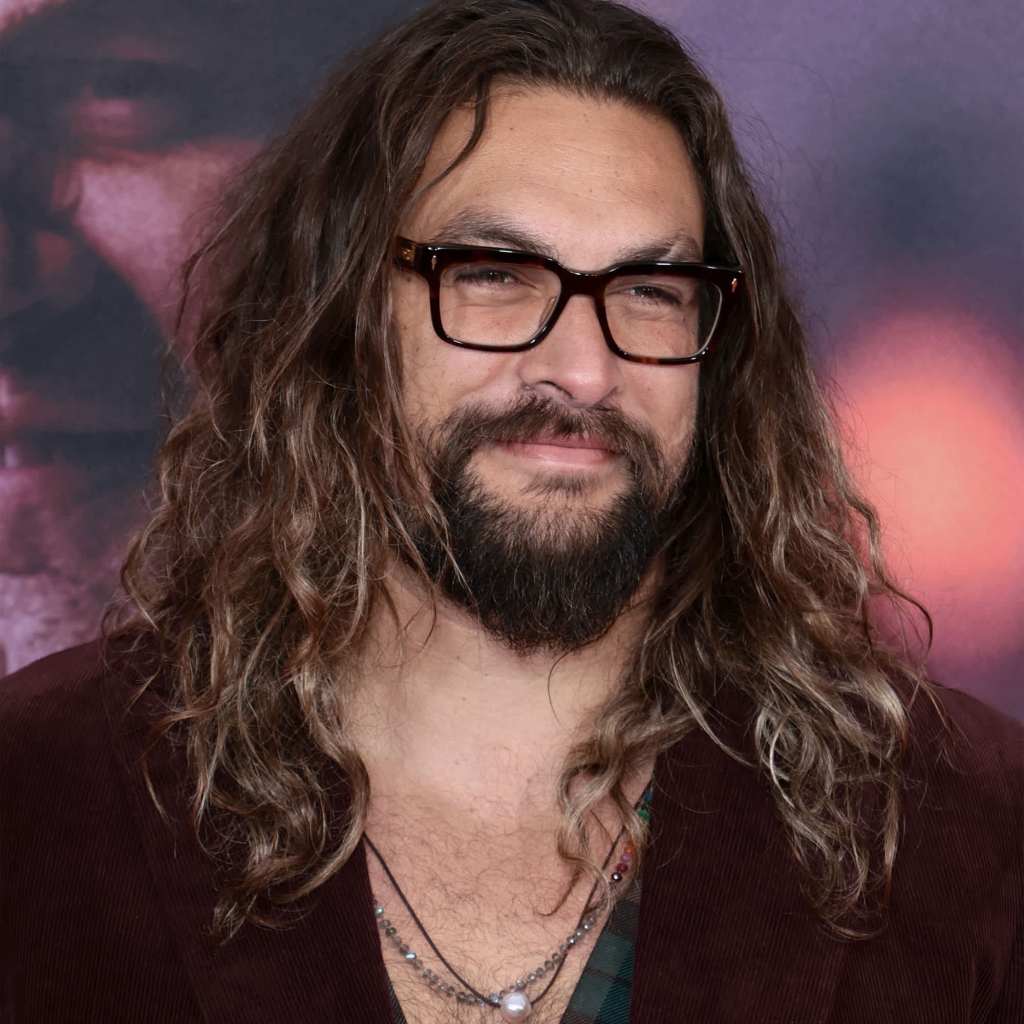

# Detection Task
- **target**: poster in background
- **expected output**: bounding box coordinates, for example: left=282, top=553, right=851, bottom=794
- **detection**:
left=1, top=0, right=1021, bottom=720
left=0, top=0, right=422, bottom=671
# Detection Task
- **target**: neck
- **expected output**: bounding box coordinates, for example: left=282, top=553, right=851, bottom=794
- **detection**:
left=345, top=563, right=656, bottom=825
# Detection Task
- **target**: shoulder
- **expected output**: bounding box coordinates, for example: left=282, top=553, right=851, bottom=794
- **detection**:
left=0, top=635, right=158, bottom=785
left=1, top=640, right=110, bottom=763
left=902, top=679, right=1024, bottom=803
left=895, top=679, right=1023, bottom=897
left=1, top=632, right=179, bottom=887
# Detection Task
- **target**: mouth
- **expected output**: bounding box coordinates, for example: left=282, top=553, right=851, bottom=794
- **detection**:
left=0, top=430, right=158, bottom=475
left=0, top=359, right=162, bottom=478
left=496, top=433, right=618, bottom=466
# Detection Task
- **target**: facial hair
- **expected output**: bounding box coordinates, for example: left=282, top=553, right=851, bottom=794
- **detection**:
left=408, top=394, right=690, bottom=656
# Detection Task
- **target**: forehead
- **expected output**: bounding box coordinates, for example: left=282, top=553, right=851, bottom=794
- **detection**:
left=0, top=0, right=66, bottom=33
left=0, top=0, right=353, bottom=61
left=0, top=0, right=229, bottom=54
left=405, top=85, right=705, bottom=262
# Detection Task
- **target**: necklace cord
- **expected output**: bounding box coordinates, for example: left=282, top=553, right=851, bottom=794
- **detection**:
left=363, top=781, right=652, bottom=1008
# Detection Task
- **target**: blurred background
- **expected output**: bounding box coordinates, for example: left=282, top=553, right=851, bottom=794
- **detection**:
left=644, top=0, right=1023, bottom=718
left=1, top=0, right=1020, bottom=719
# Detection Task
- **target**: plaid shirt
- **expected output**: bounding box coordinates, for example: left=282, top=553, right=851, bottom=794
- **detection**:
left=387, top=869, right=641, bottom=1024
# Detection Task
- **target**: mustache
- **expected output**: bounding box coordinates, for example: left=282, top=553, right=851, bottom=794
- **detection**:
left=424, top=393, right=666, bottom=493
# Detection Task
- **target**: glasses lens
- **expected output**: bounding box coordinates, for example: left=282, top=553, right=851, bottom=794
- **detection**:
left=605, top=273, right=723, bottom=359
left=439, top=257, right=560, bottom=346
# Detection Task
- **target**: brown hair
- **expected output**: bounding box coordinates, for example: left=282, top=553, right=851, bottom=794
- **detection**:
left=108, top=0, right=941, bottom=940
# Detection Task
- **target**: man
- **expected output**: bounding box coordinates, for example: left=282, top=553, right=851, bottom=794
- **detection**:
left=0, top=0, right=418, bottom=674
left=2, top=1, right=1021, bottom=1021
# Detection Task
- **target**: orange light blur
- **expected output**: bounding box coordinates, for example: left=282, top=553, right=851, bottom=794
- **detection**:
left=835, top=310, right=1024, bottom=676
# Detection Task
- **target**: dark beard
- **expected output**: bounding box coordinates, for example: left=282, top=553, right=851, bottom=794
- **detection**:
left=408, top=394, right=686, bottom=655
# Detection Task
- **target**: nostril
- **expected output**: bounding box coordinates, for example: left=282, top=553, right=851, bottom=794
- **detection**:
left=0, top=115, right=30, bottom=183
left=0, top=227, right=95, bottom=320
left=0, top=300, right=54, bottom=360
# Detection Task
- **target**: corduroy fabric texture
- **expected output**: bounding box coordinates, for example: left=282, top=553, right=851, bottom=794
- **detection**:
left=2, top=638, right=1022, bottom=1022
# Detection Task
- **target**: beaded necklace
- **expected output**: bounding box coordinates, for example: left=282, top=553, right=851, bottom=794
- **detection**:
left=366, top=779, right=654, bottom=1022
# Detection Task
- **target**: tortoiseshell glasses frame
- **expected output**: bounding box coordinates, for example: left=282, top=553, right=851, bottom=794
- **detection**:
left=393, top=235, right=744, bottom=365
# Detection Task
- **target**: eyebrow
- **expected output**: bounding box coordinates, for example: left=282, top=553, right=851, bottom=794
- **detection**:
left=2, top=0, right=147, bottom=44
left=430, top=207, right=704, bottom=264
left=0, top=0, right=251, bottom=60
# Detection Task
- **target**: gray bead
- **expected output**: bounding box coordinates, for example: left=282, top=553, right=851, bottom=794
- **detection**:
left=379, top=919, right=391, bottom=929
left=404, top=950, right=417, bottom=961
left=611, top=871, right=623, bottom=882
left=527, top=972, right=538, bottom=983
left=567, top=935, right=577, bottom=946
left=384, top=926, right=396, bottom=936
left=374, top=906, right=384, bottom=917
left=544, top=959, right=554, bottom=970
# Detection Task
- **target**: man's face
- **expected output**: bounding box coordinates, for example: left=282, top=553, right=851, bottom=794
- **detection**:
left=393, top=85, right=706, bottom=651
left=0, top=0, right=270, bottom=670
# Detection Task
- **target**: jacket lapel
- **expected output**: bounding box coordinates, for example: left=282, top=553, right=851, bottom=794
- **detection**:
left=105, top=647, right=851, bottom=1024
left=632, top=693, right=850, bottom=1022
left=104, top=657, right=394, bottom=1024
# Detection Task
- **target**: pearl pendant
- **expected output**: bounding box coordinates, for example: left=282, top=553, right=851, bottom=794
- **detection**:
left=499, top=990, right=532, bottom=1021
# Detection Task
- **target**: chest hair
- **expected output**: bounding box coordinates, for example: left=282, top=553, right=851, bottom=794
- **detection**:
left=365, top=800, right=623, bottom=1024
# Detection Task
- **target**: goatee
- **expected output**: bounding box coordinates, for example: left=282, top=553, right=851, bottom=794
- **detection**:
left=408, top=394, right=688, bottom=655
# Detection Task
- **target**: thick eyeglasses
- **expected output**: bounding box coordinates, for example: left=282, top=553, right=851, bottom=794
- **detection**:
left=394, top=236, right=743, bottom=365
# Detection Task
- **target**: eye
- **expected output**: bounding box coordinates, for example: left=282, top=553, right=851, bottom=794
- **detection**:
left=59, top=59, right=205, bottom=150
left=450, top=265, right=525, bottom=288
left=625, top=284, right=682, bottom=306
left=608, top=275, right=700, bottom=310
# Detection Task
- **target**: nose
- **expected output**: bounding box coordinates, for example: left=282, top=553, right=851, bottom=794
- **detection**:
left=515, top=292, right=622, bottom=407
left=0, top=115, right=94, bottom=324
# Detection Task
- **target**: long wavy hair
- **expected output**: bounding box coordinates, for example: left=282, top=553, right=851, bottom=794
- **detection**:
left=107, top=0, right=942, bottom=941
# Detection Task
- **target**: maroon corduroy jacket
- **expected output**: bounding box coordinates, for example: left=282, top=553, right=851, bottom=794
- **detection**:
left=1, top=639, right=1022, bottom=1022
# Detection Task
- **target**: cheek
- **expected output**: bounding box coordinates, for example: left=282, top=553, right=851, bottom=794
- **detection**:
left=402, top=342, right=500, bottom=436
left=395, top=282, right=443, bottom=425
left=69, top=138, right=264, bottom=343
left=631, top=368, right=700, bottom=466
left=395, top=278, right=499, bottom=428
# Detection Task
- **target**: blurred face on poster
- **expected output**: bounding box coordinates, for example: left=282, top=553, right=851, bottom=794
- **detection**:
left=0, top=0, right=418, bottom=673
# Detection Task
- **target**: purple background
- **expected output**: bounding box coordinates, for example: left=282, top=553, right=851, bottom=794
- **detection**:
left=1, top=0, right=1020, bottom=718
left=647, top=0, right=1024, bottom=718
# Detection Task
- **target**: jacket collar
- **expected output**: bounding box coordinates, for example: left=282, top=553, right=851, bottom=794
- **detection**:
left=103, top=650, right=393, bottom=1022
left=631, top=692, right=851, bottom=1020
left=104, top=655, right=848, bottom=1022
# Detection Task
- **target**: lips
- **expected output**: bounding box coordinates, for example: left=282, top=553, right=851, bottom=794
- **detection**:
left=502, top=432, right=615, bottom=452
left=1, top=436, right=54, bottom=470
left=0, top=366, right=161, bottom=479
left=0, top=430, right=157, bottom=472
left=0, top=311, right=164, bottom=478
left=494, top=433, right=619, bottom=469
left=0, top=257, right=167, bottom=445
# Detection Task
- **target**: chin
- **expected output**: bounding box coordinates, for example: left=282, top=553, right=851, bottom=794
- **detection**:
left=477, top=460, right=627, bottom=505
